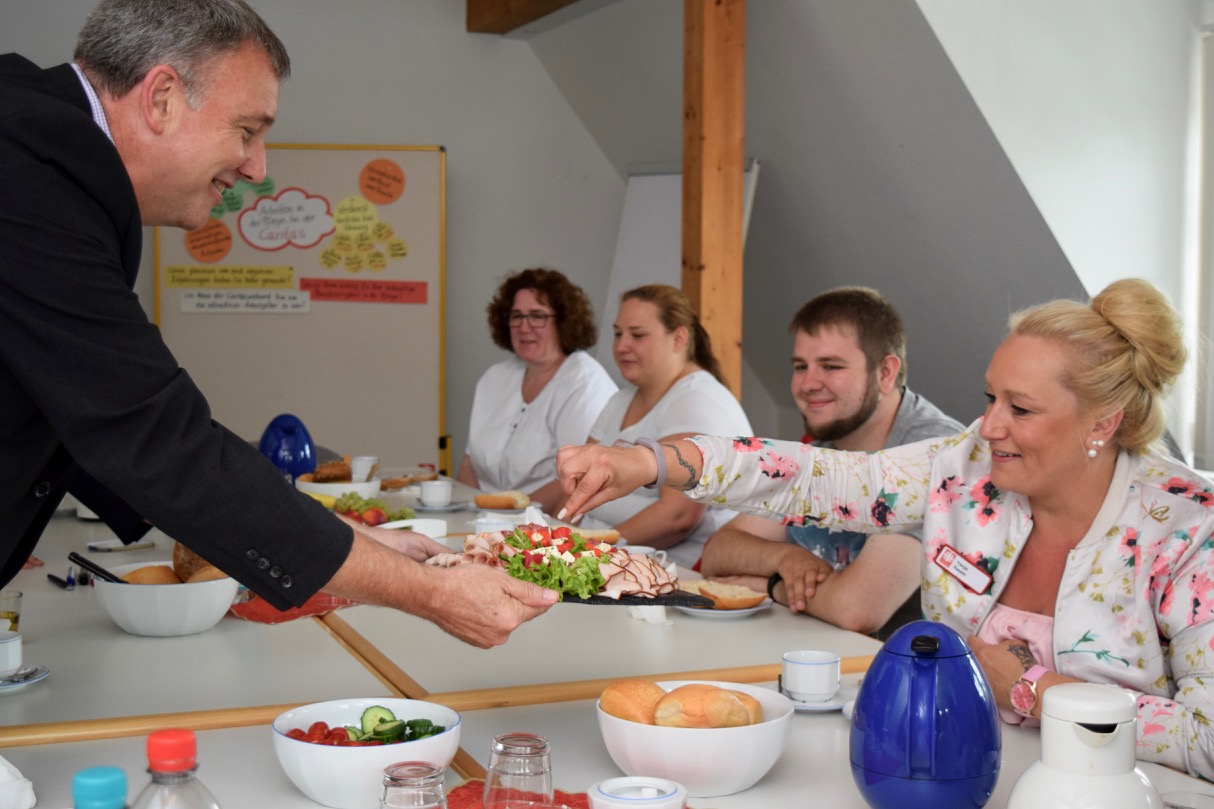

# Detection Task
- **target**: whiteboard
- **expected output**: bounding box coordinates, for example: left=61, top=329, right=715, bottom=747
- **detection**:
left=154, top=144, right=445, bottom=469
left=594, top=162, right=761, bottom=385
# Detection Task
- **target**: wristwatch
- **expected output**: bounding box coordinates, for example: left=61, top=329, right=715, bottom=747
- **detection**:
left=1010, top=664, right=1048, bottom=718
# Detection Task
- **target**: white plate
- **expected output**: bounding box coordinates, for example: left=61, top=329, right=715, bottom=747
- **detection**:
left=0, top=664, right=49, bottom=693
left=378, top=518, right=447, bottom=538
left=673, top=599, right=773, bottom=620
left=787, top=685, right=856, bottom=713
left=412, top=501, right=468, bottom=513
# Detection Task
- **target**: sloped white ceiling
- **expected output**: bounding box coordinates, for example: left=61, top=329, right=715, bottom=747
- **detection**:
left=525, top=0, right=1084, bottom=435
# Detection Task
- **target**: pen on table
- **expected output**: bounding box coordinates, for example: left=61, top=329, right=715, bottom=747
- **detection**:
left=47, top=571, right=75, bottom=590
left=66, top=565, right=76, bottom=588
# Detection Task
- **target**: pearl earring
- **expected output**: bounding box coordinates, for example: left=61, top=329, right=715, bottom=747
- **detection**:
left=1087, top=438, right=1105, bottom=459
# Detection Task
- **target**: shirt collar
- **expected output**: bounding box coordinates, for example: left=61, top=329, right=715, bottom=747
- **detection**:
left=70, top=62, right=114, bottom=143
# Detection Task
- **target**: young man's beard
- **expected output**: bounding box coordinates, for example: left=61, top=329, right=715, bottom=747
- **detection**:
left=805, top=372, right=882, bottom=443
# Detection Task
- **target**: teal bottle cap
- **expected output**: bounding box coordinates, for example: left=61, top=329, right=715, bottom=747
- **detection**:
left=72, top=766, right=128, bottom=809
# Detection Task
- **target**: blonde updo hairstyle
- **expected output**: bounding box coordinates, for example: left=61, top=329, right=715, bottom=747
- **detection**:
left=1009, top=279, right=1186, bottom=455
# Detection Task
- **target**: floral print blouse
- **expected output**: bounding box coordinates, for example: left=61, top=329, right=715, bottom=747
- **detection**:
left=687, top=419, right=1214, bottom=779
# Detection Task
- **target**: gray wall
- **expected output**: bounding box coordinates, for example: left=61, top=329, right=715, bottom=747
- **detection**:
left=4, top=0, right=1202, bottom=459
left=1, top=0, right=626, bottom=468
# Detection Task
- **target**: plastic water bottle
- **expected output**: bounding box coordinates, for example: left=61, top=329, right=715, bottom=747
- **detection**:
left=129, top=729, right=222, bottom=809
left=72, top=766, right=128, bottom=809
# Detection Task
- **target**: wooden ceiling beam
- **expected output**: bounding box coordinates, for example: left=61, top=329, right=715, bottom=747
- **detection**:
left=682, top=0, right=746, bottom=398
left=466, top=0, right=583, bottom=34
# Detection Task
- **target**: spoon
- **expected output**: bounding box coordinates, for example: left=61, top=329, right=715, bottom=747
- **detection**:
left=0, top=666, right=40, bottom=685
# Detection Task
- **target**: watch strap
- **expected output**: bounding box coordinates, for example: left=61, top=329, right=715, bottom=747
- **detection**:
left=766, top=572, right=783, bottom=602
left=1012, top=664, right=1048, bottom=718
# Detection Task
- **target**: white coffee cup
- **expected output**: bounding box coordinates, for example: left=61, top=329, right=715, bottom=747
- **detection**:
left=0, top=631, right=22, bottom=677
left=781, top=649, right=840, bottom=703
left=623, top=545, right=667, bottom=565
left=349, top=455, right=378, bottom=482
left=474, top=516, right=514, bottom=535
left=420, top=479, right=453, bottom=507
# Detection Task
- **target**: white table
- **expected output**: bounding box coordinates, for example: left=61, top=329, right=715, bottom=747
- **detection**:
left=12, top=682, right=1214, bottom=809
left=3, top=516, right=392, bottom=730
left=339, top=596, right=881, bottom=695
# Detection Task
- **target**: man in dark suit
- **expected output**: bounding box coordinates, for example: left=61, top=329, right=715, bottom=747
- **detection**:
left=0, top=0, right=555, bottom=647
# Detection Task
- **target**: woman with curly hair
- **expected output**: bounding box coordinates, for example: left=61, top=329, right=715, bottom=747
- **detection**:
left=457, top=268, right=616, bottom=513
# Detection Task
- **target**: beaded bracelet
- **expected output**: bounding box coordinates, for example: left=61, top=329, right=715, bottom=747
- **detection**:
left=634, top=436, right=666, bottom=490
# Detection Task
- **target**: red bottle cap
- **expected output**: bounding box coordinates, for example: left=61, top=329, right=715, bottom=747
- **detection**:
left=146, top=728, right=197, bottom=771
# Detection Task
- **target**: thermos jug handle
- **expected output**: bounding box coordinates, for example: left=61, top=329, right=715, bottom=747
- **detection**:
left=909, top=635, right=939, bottom=778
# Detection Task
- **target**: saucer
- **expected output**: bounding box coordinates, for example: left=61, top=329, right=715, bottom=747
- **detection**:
left=0, top=664, right=49, bottom=693
left=786, top=685, right=856, bottom=713
left=413, top=500, right=467, bottom=513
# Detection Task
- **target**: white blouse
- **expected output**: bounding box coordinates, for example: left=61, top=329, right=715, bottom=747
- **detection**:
left=465, top=351, right=617, bottom=494
left=585, top=370, right=752, bottom=567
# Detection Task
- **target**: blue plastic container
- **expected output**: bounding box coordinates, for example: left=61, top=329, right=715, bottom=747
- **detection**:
left=850, top=620, right=1001, bottom=809
left=257, top=414, right=316, bottom=483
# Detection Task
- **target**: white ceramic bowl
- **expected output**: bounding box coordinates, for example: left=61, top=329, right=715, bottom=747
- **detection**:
left=378, top=517, right=447, bottom=538
left=93, top=561, right=239, bottom=637
left=272, top=697, right=461, bottom=809
left=596, top=680, right=794, bottom=797
left=295, top=478, right=383, bottom=499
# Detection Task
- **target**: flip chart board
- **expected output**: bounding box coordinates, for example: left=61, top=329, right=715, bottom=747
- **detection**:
left=155, top=144, right=445, bottom=468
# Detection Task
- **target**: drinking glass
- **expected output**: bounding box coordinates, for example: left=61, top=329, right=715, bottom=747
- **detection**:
left=482, top=733, right=553, bottom=809
left=380, top=761, right=447, bottom=808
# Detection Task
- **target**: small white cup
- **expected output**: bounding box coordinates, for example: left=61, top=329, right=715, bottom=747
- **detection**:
left=781, top=649, right=840, bottom=703
left=588, top=776, right=688, bottom=809
left=0, top=631, right=22, bottom=677
left=349, top=455, right=378, bottom=482
left=623, top=545, right=667, bottom=565
left=420, top=479, right=453, bottom=507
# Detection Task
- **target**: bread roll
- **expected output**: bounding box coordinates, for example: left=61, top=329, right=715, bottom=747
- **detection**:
left=599, top=679, right=666, bottom=725
left=474, top=490, right=530, bottom=510
left=731, top=690, right=763, bottom=724
left=123, top=565, right=183, bottom=585
left=679, top=579, right=767, bottom=610
left=654, top=684, right=754, bottom=728
left=173, top=542, right=210, bottom=582
left=380, top=471, right=438, bottom=491
left=576, top=528, right=621, bottom=545
left=312, top=460, right=352, bottom=483
left=186, top=564, right=230, bottom=583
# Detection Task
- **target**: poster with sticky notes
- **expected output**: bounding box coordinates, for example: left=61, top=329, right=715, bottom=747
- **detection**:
left=155, top=144, right=445, bottom=469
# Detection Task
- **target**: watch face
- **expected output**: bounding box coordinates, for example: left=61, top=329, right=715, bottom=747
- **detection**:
left=1010, top=680, right=1034, bottom=713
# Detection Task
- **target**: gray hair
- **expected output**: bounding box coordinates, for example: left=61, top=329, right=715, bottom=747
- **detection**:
left=74, top=0, right=290, bottom=107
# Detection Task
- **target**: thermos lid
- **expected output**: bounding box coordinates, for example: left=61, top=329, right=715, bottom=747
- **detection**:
left=879, top=619, right=973, bottom=658
left=1041, top=682, right=1136, bottom=724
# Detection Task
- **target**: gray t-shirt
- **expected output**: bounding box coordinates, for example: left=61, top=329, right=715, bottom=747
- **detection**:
left=786, top=387, right=964, bottom=566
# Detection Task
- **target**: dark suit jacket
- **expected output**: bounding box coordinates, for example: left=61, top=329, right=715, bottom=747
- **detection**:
left=0, top=55, right=351, bottom=608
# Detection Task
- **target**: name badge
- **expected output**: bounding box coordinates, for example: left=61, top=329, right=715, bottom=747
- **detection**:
left=934, top=543, right=992, bottom=595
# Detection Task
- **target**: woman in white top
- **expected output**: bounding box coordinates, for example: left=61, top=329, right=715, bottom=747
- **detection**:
left=458, top=268, right=617, bottom=513
left=584, top=284, right=752, bottom=567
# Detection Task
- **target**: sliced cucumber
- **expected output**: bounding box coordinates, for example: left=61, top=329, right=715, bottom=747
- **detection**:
left=343, top=725, right=365, bottom=741
left=371, top=719, right=407, bottom=743
left=360, top=705, right=397, bottom=735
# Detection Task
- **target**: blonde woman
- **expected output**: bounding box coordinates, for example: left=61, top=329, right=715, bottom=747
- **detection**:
left=558, top=279, right=1214, bottom=780
left=580, top=285, right=752, bottom=568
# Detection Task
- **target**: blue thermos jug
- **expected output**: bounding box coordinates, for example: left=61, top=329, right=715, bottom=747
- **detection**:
left=850, top=620, right=1001, bottom=809
left=257, top=414, right=316, bottom=483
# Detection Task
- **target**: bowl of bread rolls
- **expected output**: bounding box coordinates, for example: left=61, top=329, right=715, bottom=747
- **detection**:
left=92, top=544, right=239, bottom=636
left=596, top=679, right=794, bottom=797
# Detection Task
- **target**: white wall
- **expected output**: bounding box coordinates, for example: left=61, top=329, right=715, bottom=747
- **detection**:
left=1, top=0, right=626, bottom=468
left=918, top=0, right=1205, bottom=456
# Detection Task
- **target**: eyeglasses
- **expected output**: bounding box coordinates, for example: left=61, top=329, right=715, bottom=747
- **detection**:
left=508, top=311, right=555, bottom=328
